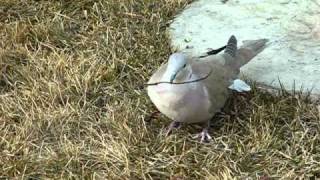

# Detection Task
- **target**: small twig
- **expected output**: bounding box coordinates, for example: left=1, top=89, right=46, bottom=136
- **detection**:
left=145, top=68, right=212, bottom=86
left=199, top=45, right=226, bottom=58
left=122, top=12, right=144, bottom=19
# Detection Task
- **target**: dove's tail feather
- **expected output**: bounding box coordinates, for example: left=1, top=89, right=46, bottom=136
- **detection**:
left=235, top=38, right=269, bottom=68
left=224, top=35, right=237, bottom=57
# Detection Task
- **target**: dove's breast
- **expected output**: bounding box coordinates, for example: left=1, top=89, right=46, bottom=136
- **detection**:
left=147, top=82, right=213, bottom=123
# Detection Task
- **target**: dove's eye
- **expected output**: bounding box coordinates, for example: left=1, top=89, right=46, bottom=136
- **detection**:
left=183, top=64, right=187, bottom=68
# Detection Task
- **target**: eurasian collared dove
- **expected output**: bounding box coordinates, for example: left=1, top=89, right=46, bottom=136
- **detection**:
left=147, top=35, right=268, bottom=142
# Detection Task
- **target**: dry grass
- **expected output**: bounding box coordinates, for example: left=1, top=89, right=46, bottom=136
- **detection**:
left=0, top=0, right=320, bottom=179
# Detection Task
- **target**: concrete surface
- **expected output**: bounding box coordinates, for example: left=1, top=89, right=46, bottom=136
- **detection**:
left=168, top=0, right=320, bottom=98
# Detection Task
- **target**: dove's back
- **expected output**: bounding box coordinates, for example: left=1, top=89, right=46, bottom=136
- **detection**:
left=188, top=55, right=236, bottom=115
left=193, top=38, right=268, bottom=115
left=147, top=37, right=268, bottom=123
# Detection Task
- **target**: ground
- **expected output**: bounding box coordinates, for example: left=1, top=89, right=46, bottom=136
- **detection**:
left=1, top=0, right=320, bottom=179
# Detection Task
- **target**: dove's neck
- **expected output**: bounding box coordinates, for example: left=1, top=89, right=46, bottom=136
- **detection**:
left=161, top=71, right=174, bottom=82
left=152, top=66, right=198, bottom=102
left=161, top=64, right=180, bottom=82
left=162, top=65, right=194, bottom=82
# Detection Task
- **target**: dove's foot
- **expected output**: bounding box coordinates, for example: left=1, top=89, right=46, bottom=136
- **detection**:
left=192, top=120, right=212, bottom=143
left=193, top=128, right=212, bottom=143
left=164, top=121, right=181, bottom=136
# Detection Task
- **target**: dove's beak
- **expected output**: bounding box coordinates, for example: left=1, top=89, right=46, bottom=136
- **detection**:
left=170, top=73, right=177, bottom=83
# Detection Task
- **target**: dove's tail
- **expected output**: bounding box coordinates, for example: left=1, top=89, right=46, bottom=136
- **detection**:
left=224, top=35, right=237, bottom=57
left=235, top=38, right=268, bottom=68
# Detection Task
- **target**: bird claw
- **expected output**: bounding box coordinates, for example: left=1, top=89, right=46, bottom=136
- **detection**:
left=192, top=130, right=212, bottom=143
left=162, top=121, right=181, bottom=137
left=164, top=128, right=173, bottom=137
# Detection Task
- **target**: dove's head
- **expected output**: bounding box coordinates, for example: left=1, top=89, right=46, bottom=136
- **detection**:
left=162, top=53, right=188, bottom=83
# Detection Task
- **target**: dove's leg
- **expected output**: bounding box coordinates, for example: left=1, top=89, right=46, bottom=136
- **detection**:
left=193, top=120, right=212, bottom=142
left=165, top=121, right=181, bottom=136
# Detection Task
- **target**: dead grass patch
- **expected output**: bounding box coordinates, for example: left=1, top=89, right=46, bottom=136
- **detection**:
left=0, top=0, right=320, bottom=179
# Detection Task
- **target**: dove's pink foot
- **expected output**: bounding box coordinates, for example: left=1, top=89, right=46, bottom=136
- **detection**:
left=192, top=120, right=212, bottom=142
left=164, top=121, right=181, bottom=136
left=193, top=128, right=212, bottom=142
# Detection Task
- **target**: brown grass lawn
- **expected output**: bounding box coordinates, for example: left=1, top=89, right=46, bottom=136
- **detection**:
left=1, top=0, right=320, bottom=179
